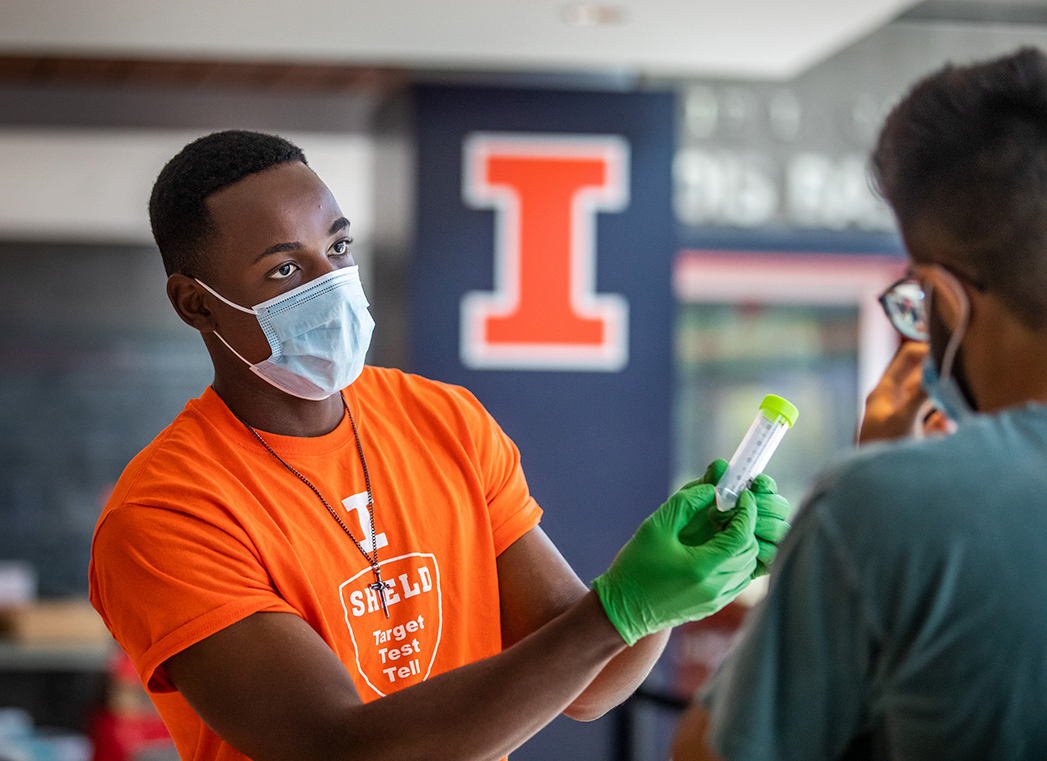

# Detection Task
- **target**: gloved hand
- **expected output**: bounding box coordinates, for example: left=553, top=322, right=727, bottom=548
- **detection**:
left=678, top=459, right=792, bottom=579
left=591, top=481, right=758, bottom=646
left=748, top=472, right=790, bottom=578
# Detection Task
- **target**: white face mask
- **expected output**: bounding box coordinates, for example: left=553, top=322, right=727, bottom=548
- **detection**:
left=196, top=266, right=375, bottom=400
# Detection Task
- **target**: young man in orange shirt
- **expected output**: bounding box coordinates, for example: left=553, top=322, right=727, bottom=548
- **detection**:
left=89, top=130, right=789, bottom=761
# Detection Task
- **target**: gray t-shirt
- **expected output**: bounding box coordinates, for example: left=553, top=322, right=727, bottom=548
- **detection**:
left=703, top=404, right=1047, bottom=760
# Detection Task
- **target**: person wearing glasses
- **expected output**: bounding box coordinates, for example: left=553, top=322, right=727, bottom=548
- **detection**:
left=671, top=47, right=1047, bottom=760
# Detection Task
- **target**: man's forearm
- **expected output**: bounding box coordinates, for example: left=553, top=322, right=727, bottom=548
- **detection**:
left=331, top=591, right=628, bottom=761
left=170, top=594, right=628, bottom=761
left=565, top=628, right=670, bottom=720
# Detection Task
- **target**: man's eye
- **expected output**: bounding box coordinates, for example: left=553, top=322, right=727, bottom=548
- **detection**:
left=271, top=262, right=299, bottom=280
left=332, top=238, right=353, bottom=256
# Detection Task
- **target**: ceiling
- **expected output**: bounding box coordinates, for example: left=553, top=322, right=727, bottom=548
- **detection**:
left=0, top=0, right=925, bottom=82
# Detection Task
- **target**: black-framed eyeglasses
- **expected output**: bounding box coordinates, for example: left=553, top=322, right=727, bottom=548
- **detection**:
left=878, top=277, right=929, bottom=341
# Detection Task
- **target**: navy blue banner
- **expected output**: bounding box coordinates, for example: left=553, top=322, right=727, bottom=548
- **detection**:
left=411, top=85, right=676, bottom=587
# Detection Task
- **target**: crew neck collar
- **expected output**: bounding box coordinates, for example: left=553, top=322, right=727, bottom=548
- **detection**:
left=199, top=386, right=361, bottom=458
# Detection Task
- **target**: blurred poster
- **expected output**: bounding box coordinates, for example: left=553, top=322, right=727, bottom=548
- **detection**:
left=672, top=250, right=905, bottom=506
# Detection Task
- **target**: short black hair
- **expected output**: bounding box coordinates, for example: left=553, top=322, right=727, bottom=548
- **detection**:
left=149, top=130, right=307, bottom=278
left=872, top=47, right=1047, bottom=328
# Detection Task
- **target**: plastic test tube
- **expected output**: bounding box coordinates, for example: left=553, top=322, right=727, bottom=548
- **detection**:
left=715, top=394, right=799, bottom=512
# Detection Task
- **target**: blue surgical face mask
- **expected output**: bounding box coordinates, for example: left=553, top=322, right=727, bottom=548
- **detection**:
left=921, top=353, right=972, bottom=425
left=195, top=265, right=375, bottom=401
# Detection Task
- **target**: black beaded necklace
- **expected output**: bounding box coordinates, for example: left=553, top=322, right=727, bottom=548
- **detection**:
left=237, top=394, right=395, bottom=618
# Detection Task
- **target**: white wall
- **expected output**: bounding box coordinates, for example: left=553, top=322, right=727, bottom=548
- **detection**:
left=0, top=129, right=375, bottom=272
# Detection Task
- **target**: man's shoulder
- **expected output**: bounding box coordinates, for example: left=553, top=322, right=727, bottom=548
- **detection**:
left=808, top=436, right=941, bottom=508
left=356, top=366, right=487, bottom=415
left=358, top=364, right=458, bottom=393
left=804, top=409, right=1047, bottom=539
left=102, top=389, right=249, bottom=512
left=826, top=409, right=1041, bottom=488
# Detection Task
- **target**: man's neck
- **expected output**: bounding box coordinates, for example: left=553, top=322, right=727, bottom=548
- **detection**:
left=973, top=352, right=1047, bottom=413
left=212, top=375, right=347, bottom=437
left=964, top=293, right=1047, bottom=413
left=204, top=333, right=348, bottom=436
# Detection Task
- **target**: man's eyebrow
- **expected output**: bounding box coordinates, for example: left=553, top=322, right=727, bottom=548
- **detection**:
left=253, top=218, right=351, bottom=263
left=256, top=241, right=302, bottom=261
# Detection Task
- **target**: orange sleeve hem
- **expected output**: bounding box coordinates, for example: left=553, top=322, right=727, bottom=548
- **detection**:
left=491, top=498, right=543, bottom=556
left=138, top=594, right=299, bottom=692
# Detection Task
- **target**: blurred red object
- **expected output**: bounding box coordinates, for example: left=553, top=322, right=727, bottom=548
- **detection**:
left=669, top=602, right=749, bottom=699
left=88, top=651, right=173, bottom=761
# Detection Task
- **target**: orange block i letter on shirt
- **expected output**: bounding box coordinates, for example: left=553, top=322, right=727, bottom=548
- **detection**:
left=461, top=133, right=630, bottom=371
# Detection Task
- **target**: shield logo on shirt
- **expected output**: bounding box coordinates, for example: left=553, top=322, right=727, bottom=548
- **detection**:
left=338, top=552, right=443, bottom=697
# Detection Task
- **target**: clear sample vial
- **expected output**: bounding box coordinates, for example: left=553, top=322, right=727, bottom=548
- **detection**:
left=715, top=394, right=799, bottom=511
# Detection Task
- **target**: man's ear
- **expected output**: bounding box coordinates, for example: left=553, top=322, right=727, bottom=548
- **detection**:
left=919, top=264, right=970, bottom=334
left=167, top=274, right=217, bottom=333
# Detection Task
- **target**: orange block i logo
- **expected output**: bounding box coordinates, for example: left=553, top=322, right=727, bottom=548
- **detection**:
left=460, top=133, right=630, bottom=371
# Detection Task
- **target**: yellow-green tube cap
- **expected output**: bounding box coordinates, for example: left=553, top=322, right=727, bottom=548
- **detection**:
left=760, top=394, right=799, bottom=427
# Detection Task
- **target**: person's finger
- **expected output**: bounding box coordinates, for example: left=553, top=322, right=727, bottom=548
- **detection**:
left=752, top=558, right=770, bottom=579
left=751, top=490, right=790, bottom=522
left=859, top=341, right=932, bottom=444
left=696, top=459, right=728, bottom=486
left=923, top=409, right=956, bottom=436
left=754, top=514, right=790, bottom=545
left=664, top=483, right=717, bottom=534
left=749, top=473, right=778, bottom=495
left=713, top=488, right=758, bottom=553
left=883, top=340, right=928, bottom=384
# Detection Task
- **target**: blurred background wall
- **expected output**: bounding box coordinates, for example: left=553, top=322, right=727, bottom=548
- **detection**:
left=1, top=1, right=1046, bottom=759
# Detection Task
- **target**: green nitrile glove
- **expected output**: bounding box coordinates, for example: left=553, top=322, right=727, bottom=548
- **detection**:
left=676, top=459, right=729, bottom=546
left=591, top=481, right=759, bottom=646
left=748, top=473, right=791, bottom=578
left=678, top=459, right=793, bottom=579
left=698, top=458, right=729, bottom=486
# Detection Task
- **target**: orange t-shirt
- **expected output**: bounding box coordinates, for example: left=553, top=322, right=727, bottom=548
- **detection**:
left=89, top=366, right=542, bottom=760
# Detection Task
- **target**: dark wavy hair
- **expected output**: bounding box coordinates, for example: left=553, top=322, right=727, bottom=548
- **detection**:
left=149, top=130, right=307, bottom=278
left=872, top=47, right=1047, bottom=328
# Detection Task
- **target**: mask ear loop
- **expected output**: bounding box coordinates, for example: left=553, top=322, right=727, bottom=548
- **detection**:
left=193, top=279, right=264, bottom=369
left=912, top=266, right=970, bottom=439
left=931, top=266, right=970, bottom=384
left=194, top=279, right=257, bottom=314
left=209, top=330, right=259, bottom=370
